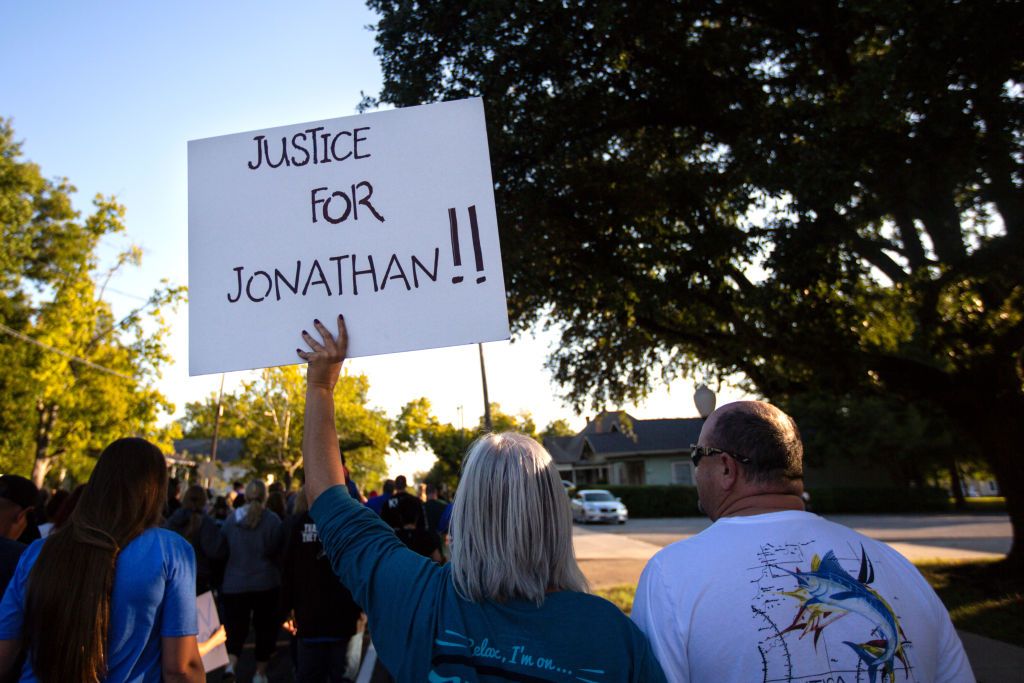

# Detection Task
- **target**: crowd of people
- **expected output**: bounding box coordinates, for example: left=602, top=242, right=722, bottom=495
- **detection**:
left=0, top=314, right=975, bottom=682
left=0, top=444, right=451, bottom=682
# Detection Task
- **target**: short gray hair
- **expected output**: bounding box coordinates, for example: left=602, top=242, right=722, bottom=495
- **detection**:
left=449, top=432, right=589, bottom=605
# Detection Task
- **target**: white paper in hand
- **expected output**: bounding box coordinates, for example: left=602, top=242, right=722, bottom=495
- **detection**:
left=196, top=591, right=229, bottom=672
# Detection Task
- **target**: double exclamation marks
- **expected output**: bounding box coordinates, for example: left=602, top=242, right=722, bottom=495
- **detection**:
left=448, top=205, right=486, bottom=284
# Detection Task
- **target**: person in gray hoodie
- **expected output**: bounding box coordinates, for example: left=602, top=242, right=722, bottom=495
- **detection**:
left=218, top=479, right=284, bottom=683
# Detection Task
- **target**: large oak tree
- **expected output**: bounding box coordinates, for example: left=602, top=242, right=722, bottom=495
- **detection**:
left=365, top=1, right=1024, bottom=561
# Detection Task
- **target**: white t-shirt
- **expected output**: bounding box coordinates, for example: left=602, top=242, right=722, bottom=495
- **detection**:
left=632, top=510, right=974, bottom=683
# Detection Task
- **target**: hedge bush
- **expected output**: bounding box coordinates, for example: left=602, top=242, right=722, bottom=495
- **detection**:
left=806, top=486, right=950, bottom=514
left=582, top=484, right=951, bottom=517
left=592, top=485, right=700, bottom=518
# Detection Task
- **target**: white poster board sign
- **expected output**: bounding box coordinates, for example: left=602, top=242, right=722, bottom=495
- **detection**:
left=196, top=591, right=229, bottom=672
left=188, top=98, right=509, bottom=375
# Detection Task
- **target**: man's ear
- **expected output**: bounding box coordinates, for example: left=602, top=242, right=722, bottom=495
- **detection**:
left=718, top=458, right=740, bottom=491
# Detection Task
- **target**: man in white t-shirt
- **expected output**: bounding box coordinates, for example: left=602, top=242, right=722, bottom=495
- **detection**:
left=632, top=401, right=974, bottom=683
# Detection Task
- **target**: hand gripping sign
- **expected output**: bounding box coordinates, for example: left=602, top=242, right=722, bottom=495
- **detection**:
left=188, top=98, right=510, bottom=375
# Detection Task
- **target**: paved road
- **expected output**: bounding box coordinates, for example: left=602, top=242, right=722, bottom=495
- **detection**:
left=573, top=512, right=1011, bottom=563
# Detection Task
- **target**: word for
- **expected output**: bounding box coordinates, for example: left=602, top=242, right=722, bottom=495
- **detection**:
left=247, top=126, right=371, bottom=170
left=311, top=183, right=384, bottom=224
left=225, top=250, right=440, bottom=303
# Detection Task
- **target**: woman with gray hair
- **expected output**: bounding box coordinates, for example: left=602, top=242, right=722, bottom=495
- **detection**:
left=297, top=316, right=665, bottom=682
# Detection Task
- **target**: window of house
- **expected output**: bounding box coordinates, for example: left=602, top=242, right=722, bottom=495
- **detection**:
left=671, top=461, right=694, bottom=485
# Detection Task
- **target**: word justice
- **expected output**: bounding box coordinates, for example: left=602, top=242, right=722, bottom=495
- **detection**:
left=225, top=250, right=441, bottom=303
left=247, top=126, right=371, bottom=170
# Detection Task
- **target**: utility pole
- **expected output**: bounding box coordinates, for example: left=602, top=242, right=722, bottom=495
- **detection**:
left=478, top=343, right=492, bottom=431
left=208, top=374, right=225, bottom=488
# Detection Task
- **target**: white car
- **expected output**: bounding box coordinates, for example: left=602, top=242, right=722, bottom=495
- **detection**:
left=571, top=489, right=628, bottom=524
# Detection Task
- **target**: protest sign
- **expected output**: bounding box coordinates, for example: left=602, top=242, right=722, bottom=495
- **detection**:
left=188, top=98, right=509, bottom=375
left=196, top=591, right=229, bottom=672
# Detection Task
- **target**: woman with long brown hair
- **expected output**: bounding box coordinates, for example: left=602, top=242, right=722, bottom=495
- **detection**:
left=0, top=438, right=203, bottom=682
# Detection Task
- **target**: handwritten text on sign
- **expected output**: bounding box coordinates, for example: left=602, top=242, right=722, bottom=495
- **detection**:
left=188, top=98, right=509, bottom=375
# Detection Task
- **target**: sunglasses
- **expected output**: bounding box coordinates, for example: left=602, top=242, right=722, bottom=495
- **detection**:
left=689, top=444, right=752, bottom=468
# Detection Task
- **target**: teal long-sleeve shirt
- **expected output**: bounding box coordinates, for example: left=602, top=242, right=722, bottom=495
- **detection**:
left=310, top=485, right=666, bottom=682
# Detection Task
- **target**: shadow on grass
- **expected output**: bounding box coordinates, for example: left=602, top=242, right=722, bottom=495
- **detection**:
left=916, top=559, right=1024, bottom=647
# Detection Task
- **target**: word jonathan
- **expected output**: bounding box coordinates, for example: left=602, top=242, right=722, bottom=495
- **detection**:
left=225, top=206, right=489, bottom=303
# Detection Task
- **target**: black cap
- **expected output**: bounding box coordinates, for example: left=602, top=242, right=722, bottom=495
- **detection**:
left=0, top=475, right=39, bottom=510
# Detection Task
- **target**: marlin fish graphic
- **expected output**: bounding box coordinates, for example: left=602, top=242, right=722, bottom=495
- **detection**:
left=777, top=548, right=909, bottom=683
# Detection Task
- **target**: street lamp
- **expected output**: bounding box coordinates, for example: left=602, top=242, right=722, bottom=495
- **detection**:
left=694, top=383, right=717, bottom=419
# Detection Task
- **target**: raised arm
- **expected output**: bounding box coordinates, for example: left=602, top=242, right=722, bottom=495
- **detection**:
left=296, top=315, right=349, bottom=505
left=295, top=316, right=446, bottom=679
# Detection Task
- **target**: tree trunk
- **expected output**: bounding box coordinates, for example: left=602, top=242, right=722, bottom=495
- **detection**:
left=948, top=457, right=966, bottom=511
left=987, top=445, right=1024, bottom=568
left=32, top=402, right=59, bottom=488
left=30, top=457, right=53, bottom=490
left=951, top=392, right=1024, bottom=567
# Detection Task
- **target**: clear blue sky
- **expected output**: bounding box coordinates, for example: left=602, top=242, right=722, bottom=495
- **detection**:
left=2, top=1, right=747, bottom=472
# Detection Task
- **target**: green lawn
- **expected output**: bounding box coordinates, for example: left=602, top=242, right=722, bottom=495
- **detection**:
left=916, top=559, right=1023, bottom=646
left=595, top=559, right=1023, bottom=646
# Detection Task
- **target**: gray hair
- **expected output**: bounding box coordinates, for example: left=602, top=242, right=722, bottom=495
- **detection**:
left=449, top=432, right=589, bottom=605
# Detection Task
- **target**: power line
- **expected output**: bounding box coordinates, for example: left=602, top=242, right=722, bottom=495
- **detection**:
left=0, top=322, right=137, bottom=382
left=101, top=286, right=152, bottom=302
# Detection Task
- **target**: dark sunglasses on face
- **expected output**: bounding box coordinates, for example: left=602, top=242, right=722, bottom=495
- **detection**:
left=689, top=444, right=753, bottom=467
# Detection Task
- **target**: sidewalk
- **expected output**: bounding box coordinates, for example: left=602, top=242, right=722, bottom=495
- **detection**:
left=958, top=630, right=1024, bottom=683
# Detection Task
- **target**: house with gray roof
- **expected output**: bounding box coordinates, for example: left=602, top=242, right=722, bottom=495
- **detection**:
left=544, top=411, right=703, bottom=486
left=544, top=410, right=920, bottom=490
left=173, top=438, right=247, bottom=488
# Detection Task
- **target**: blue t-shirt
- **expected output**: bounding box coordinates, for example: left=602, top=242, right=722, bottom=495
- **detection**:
left=311, top=485, right=666, bottom=682
left=0, top=527, right=197, bottom=682
left=364, top=492, right=390, bottom=515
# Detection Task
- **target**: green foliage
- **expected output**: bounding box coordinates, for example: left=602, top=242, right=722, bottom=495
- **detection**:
left=393, top=399, right=539, bottom=490
left=806, top=487, right=950, bottom=514
left=486, top=403, right=537, bottom=437
left=180, top=368, right=390, bottom=486
left=783, top=392, right=961, bottom=487
left=366, top=1, right=1024, bottom=560
left=0, top=119, right=183, bottom=485
left=540, top=418, right=576, bottom=441
left=394, top=397, right=474, bottom=491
